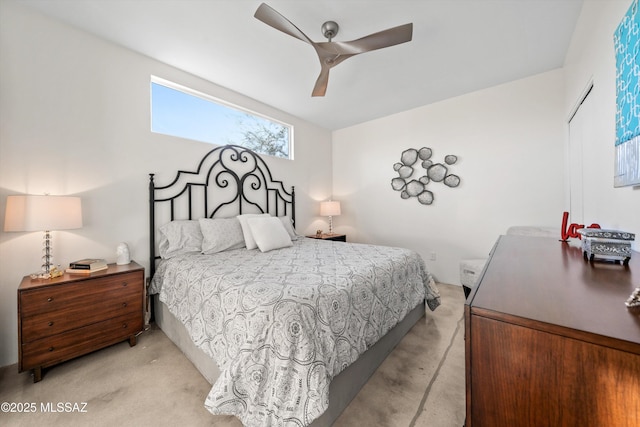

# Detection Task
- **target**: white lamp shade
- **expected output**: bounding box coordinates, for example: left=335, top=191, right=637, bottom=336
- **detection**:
left=320, top=200, right=341, bottom=217
left=4, top=195, right=83, bottom=232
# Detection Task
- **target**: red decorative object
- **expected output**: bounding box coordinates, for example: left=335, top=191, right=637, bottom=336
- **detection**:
left=560, top=211, right=600, bottom=241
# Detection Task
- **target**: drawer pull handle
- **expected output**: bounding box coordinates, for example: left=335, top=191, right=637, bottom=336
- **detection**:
left=48, top=321, right=54, bottom=327
left=48, top=347, right=54, bottom=352
left=122, top=302, right=127, bottom=308
left=122, top=323, right=128, bottom=329
left=47, top=297, right=53, bottom=303
left=122, top=282, right=128, bottom=287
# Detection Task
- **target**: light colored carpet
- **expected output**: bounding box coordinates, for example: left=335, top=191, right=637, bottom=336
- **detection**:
left=0, top=284, right=465, bottom=426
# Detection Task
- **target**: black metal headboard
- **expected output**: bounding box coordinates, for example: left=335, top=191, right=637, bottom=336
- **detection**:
left=149, top=144, right=295, bottom=278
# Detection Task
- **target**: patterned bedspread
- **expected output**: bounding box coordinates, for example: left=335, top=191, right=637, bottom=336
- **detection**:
left=150, top=238, right=440, bottom=426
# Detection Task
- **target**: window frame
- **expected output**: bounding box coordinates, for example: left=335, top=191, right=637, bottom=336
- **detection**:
left=150, top=76, right=294, bottom=160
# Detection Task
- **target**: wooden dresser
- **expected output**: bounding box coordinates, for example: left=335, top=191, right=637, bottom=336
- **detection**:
left=18, top=262, right=144, bottom=382
left=465, top=235, right=640, bottom=427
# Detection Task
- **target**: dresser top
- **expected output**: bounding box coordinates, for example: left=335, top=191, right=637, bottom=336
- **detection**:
left=469, top=235, right=640, bottom=348
left=19, top=261, right=143, bottom=291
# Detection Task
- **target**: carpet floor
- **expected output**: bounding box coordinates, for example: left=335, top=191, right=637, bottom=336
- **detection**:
left=0, top=283, right=465, bottom=426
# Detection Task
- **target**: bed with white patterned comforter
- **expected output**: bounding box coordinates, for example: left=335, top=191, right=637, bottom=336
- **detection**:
left=149, top=237, right=440, bottom=426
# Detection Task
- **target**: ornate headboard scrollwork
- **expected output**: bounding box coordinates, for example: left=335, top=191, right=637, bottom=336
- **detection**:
left=149, top=144, right=295, bottom=278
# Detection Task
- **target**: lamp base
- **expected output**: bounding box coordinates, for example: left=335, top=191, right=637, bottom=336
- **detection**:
left=41, top=230, right=53, bottom=273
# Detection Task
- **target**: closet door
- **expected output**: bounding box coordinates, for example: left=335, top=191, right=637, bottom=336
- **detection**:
left=567, top=85, right=594, bottom=225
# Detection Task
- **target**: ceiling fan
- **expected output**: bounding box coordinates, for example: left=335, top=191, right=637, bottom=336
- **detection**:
left=254, top=3, right=413, bottom=97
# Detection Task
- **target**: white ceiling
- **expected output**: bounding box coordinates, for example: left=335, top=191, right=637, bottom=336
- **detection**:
left=18, top=0, right=584, bottom=130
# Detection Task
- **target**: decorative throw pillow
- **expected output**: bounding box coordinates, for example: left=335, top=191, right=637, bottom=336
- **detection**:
left=247, top=216, right=293, bottom=252
left=158, top=220, right=203, bottom=259
left=237, top=213, right=270, bottom=250
left=278, top=216, right=299, bottom=241
left=199, top=217, right=245, bottom=254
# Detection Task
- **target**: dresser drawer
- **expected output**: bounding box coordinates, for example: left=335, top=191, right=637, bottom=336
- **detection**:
left=20, top=272, right=142, bottom=318
left=21, top=312, right=143, bottom=370
left=21, top=291, right=142, bottom=342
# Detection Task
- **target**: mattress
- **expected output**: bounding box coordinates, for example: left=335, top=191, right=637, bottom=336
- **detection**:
left=150, top=238, right=440, bottom=426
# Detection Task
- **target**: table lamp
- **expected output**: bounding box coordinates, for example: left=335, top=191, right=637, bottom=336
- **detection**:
left=320, top=200, right=341, bottom=234
left=4, top=195, right=83, bottom=273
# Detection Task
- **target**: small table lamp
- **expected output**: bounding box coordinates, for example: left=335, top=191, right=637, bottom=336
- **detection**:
left=320, top=200, right=341, bottom=234
left=4, top=195, right=83, bottom=273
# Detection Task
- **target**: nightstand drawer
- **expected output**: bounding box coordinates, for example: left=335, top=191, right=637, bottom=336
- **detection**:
left=21, top=312, right=143, bottom=370
left=20, top=272, right=142, bottom=317
left=21, top=291, right=142, bottom=342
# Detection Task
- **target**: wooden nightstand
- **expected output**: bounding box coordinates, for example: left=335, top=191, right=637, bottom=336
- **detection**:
left=18, top=261, right=144, bottom=382
left=307, top=233, right=347, bottom=242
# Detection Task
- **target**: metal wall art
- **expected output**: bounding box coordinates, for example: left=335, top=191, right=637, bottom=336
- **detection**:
left=391, top=147, right=460, bottom=205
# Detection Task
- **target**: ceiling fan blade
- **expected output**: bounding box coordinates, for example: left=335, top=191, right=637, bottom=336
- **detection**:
left=310, top=23, right=412, bottom=96
left=312, top=65, right=331, bottom=97
left=254, top=3, right=313, bottom=45
left=309, top=48, right=355, bottom=97
left=331, top=23, right=413, bottom=55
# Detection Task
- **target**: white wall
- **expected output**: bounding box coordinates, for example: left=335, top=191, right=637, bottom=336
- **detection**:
left=331, top=0, right=640, bottom=286
left=0, top=2, right=332, bottom=367
left=332, top=70, right=566, bottom=285
left=563, top=0, right=640, bottom=246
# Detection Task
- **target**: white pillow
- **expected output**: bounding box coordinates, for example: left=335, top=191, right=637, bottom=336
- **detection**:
left=247, top=216, right=293, bottom=252
left=237, top=213, right=270, bottom=250
left=278, top=216, right=299, bottom=241
left=158, top=220, right=203, bottom=259
left=199, top=217, right=245, bottom=254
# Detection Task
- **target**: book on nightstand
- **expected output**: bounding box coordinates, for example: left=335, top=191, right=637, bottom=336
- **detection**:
left=66, top=265, right=108, bottom=274
left=68, top=258, right=108, bottom=271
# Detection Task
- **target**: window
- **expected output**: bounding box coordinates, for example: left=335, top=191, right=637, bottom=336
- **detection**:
left=151, top=77, right=292, bottom=159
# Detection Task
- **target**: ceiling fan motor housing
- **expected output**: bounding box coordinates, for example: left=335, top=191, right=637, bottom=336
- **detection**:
left=321, top=21, right=339, bottom=41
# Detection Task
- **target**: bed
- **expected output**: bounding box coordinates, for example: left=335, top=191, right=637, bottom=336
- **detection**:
left=147, top=145, right=441, bottom=426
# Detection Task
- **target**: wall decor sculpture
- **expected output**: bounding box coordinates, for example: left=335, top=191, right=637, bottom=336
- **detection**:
left=391, top=147, right=460, bottom=205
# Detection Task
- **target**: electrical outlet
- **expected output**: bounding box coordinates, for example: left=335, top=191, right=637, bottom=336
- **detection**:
left=429, top=251, right=437, bottom=261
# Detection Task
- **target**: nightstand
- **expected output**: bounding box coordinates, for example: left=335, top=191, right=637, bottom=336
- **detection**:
left=18, top=261, right=144, bottom=382
left=307, top=233, right=347, bottom=242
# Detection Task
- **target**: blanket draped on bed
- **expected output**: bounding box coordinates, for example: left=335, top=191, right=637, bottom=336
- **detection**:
left=150, top=238, right=440, bottom=426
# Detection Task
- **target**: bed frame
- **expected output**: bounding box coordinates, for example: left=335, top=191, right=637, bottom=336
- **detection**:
left=148, top=144, right=425, bottom=426
left=149, top=144, right=295, bottom=279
